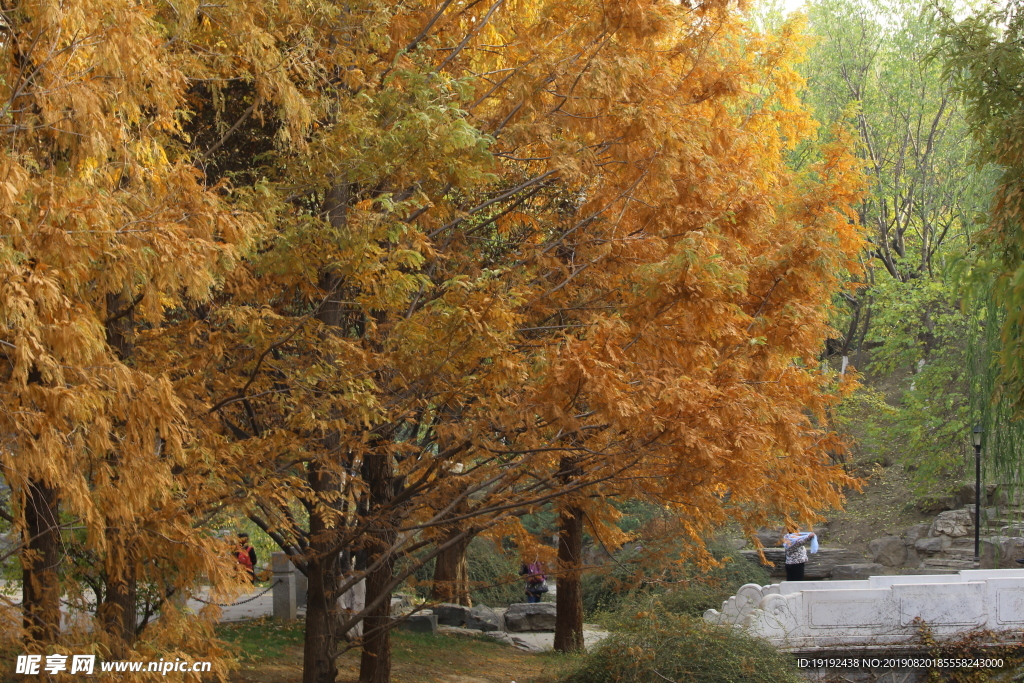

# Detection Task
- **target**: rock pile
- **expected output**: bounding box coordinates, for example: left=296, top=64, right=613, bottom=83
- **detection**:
left=391, top=599, right=560, bottom=649
left=868, top=495, right=1024, bottom=571
left=741, top=547, right=864, bottom=580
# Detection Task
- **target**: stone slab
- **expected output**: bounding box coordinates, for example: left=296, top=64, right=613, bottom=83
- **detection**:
left=869, top=537, right=907, bottom=567
left=398, top=613, right=438, bottom=634
left=434, top=602, right=472, bottom=627
left=741, top=548, right=866, bottom=580
left=466, top=604, right=502, bottom=632
left=504, top=602, right=556, bottom=632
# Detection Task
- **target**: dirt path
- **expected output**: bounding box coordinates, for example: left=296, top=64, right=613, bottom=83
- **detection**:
left=823, top=464, right=933, bottom=554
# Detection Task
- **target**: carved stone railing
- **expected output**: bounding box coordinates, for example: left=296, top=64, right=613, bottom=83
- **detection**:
left=704, top=569, right=1024, bottom=650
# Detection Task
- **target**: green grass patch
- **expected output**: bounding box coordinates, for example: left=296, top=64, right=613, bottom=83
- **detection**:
left=554, top=602, right=801, bottom=683
left=389, top=629, right=556, bottom=664
left=216, top=617, right=304, bottom=662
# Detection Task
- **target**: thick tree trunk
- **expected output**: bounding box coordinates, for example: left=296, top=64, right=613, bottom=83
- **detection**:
left=22, top=480, right=61, bottom=644
left=553, top=505, right=585, bottom=653
left=431, top=532, right=472, bottom=607
left=99, top=529, right=137, bottom=654
left=359, top=452, right=396, bottom=683
left=358, top=538, right=395, bottom=683
left=302, top=463, right=344, bottom=683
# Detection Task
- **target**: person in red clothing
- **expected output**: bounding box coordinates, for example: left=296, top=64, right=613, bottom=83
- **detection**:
left=235, top=532, right=257, bottom=583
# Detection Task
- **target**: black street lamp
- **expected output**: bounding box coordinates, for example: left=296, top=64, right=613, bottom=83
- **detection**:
left=974, top=425, right=983, bottom=564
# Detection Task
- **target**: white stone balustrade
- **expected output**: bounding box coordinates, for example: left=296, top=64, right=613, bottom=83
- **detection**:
left=704, top=569, right=1024, bottom=650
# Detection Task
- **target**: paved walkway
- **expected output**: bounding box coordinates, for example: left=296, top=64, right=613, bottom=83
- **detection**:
left=3, top=581, right=607, bottom=653
left=0, top=581, right=285, bottom=625
left=186, top=584, right=283, bottom=622
left=496, top=627, right=609, bottom=651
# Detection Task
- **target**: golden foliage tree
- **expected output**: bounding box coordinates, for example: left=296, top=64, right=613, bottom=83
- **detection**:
left=0, top=0, right=862, bottom=680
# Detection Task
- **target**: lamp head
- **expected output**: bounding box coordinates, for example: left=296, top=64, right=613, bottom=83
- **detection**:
left=973, top=425, right=983, bottom=448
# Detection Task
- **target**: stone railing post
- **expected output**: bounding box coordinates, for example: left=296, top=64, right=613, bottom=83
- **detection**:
left=296, top=570, right=308, bottom=608
left=272, top=552, right=297, bottom=620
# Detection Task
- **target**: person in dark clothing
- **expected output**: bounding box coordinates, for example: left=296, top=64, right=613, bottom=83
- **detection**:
left=236, top=532, right=257, bottom=583
left=519, top=561, right=547, bottom=603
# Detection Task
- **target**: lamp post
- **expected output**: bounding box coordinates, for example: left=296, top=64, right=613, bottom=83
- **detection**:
left=974, top=425, right=983, bottom=564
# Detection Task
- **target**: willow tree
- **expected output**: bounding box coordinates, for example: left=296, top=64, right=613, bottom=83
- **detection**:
left=941, top=0, right=1024, bottom=484
left=798, top=0, right=995, bottom=489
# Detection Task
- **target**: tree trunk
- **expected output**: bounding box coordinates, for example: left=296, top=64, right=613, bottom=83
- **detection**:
left=359, top=452, right=396, bottom=683
left=302, top=255, right=352, bottom=683
left=302, top=462, right=344, bottom=683
left=431, top=532, right=472, bottom=607
left=99, top=528, right=137, bottom=654
left=358, top=538, right=395, bottom=683
left=553, top=504, right=585, bottom=653
left=22, top=480, right=61, bottom=644
left=100, top=291, right=139, bottom=652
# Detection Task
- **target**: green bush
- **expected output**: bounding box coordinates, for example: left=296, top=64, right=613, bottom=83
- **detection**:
left=555, top=601, right=801, bottom=683
left=406, top=537, right=524, bottom=607
left=466, top=537, right=523, bottom=606
left=657, top=553, right=771, bottom=618
left=582, top=546, right=770, bottom=619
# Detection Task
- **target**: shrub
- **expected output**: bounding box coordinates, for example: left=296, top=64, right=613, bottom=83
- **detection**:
left=657, top=552, right=771, bottom=618
left=582, top=545, right=770, bottom=619
left=466, top=537, right=523, bottom=606
left=555, top=601, right=801, bottom=683
left=406, top=537, right=524, bottom=607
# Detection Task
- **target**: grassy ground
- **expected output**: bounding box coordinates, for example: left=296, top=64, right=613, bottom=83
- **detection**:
left=217, top=619, right=568, bottom=683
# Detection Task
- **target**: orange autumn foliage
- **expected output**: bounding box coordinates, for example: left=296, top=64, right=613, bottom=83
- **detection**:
left=0, top=0, right=863, bottom=679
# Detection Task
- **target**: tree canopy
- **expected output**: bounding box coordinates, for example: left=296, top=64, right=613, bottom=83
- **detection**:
left=0, top=0, right=865, bottom=681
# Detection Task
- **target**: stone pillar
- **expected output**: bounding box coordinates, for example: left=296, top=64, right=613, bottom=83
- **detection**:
left=296, top=570, right=308, bottom=608
left=272, top=552, right=297, bottom=620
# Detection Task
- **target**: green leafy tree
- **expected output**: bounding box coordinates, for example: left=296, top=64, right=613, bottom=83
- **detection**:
left=803, top=0, right=995, bottom=486
left=941, top=0, right=1024, bottom=488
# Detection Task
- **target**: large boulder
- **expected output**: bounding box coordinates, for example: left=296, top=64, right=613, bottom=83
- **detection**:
left=510, top=635, right=545, bottom=652
left=434, top=603, right=472, bottom=627
left=903, top=524, right=931, bottom=547
left=466, top=605, right=502, bottom=632
left=831, top=563, right=885, bottom=580
left=1001, top=537, right=1024, bottom=565
left=990, top=484, right=1009, bottom=507
left=741, top=547, right=864, bottom=580
left=931, top=509, right=973, bottom=538
left=958, top=482, right=979, bottom=507
left=958, top=482, right=1005, bottom=507
left=917, top=495, right=960, bottom=514
left=389, top=593, right=414, bottom=615
left=869, top=536, right=907, bottom=567
left=397, top=613, right=437, bottom=634
left=485, top=632, right=516, bottom=647
left=914, top=536, right=946, bottom=555
left=755, top=528, right=785, bottom=548
left=504, top=602, right=557, bottom=632
left=981, top=536, right=1010, bottom=569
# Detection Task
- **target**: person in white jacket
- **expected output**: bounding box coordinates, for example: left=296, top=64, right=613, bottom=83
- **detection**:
left=782, top=530, right=817, bottom=581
